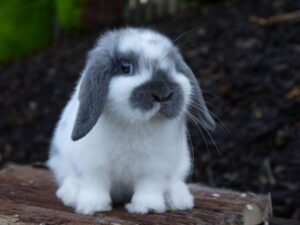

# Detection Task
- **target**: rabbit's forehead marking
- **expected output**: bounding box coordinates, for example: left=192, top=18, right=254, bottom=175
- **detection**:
left=119, top=30, right=172, bottom=60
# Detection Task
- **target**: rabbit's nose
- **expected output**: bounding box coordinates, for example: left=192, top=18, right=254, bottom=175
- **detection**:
left=152, top=91, right=173, bottom=102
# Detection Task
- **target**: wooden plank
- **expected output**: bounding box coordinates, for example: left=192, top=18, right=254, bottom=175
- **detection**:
left=0, top=165, right=272, bottom=225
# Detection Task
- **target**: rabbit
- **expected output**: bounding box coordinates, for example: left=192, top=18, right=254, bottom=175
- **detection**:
left=47, top=27, right=215, bottom=215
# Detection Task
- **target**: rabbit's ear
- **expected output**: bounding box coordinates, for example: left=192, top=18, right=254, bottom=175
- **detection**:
left=174, top=52, right=216, bottom=131
left=71, top=53, right=112, bottom=141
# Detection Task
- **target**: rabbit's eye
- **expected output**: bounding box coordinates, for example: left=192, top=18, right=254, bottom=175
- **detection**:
left=120, top=61, right=132, bottom=74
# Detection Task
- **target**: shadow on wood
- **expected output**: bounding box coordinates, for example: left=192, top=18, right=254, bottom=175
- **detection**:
left=0, top=165, right=272, bottom=225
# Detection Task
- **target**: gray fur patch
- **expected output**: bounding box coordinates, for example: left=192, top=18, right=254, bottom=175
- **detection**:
left=114, top=50, right=140, bottom=75
left=130, top=69, right=183, bottom=118
left=71, top=32, right=119, bottom=141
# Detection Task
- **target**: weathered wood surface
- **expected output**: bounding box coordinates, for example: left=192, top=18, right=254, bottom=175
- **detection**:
left=0, top=165, right=272, bottom=225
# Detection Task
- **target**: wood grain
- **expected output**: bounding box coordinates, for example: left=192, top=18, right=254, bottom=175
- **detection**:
left=0, top=165, right=272, bottom=225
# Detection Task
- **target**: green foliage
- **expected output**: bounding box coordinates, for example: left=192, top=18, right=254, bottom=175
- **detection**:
left=0, top=0, right=55, bottom=62
left=55, top=0, right=88, bottom=30
left=0, top=0, right=89, bottom=62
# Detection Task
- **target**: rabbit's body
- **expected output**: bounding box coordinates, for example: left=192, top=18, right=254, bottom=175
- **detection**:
left=48, top=28, right=215, bottom=215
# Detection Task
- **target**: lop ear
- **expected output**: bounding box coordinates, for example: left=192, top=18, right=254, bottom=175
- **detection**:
left=174, top=52, right=216, bottom=131
left=71, top=53, right=111, bottom=141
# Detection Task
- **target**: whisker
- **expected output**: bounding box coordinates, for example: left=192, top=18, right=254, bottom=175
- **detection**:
left=209, top=111, right=233, bottom=138
left=176, top=36, right=203, bottom=48
left=202, top=122, right=222, bottom=156
left=201, top=90, right=220, bottom=99
left=188, top=107, right=222, bottom=156
left=189, top=99, right=233, bottom=138
left=187, top=111, right=210, bottom=155
left=173, top=24, right=206, bottom=44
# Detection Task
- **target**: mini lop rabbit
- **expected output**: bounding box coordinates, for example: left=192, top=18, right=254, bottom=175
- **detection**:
left=48, top=28, right=215, bottom=215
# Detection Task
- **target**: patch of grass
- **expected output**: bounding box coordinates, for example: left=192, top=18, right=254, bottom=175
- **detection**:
left=0, top=0, right=55, bottom=62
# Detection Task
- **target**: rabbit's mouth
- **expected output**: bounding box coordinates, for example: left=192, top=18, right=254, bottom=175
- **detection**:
left=130, top=82, right=184, bottom=120
left=149, top=102, right=180, bottom=120
left=157, top=100, right=183, bottom=119
left=129, top=69, right=185, bottom=120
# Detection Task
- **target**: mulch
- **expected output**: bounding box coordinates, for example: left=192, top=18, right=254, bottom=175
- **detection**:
left=0, top=0, right=299, bottom=220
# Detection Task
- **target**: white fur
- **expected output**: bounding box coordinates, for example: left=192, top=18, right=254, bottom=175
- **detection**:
left=119, top=29, right=172, bottom=60
left=48, top=30, right=194, bottom=215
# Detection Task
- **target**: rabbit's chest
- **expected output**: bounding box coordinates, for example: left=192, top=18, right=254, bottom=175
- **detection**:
left=106, top=136, right=179, bottom=180
left=93, top=116, right=187, bottom=182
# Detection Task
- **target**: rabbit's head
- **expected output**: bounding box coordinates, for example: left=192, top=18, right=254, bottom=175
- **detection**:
left=71, top=28, right=215, bottom=141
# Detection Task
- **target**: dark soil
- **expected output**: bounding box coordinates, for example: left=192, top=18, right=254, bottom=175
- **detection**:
left=0, top=0, right=299, bottom=220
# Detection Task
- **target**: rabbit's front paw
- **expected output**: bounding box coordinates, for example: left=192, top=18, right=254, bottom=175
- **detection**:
left=75, top=188, right=112, bottom=215
left=125, top=193, right=165, bottom=214
left=56, top=177, right=79, bottom=207
left=166, top=180, right=194, bottom=210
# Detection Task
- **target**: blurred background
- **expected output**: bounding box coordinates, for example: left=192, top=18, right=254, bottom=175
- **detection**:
left=0, top=0, right=299, bottom=220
